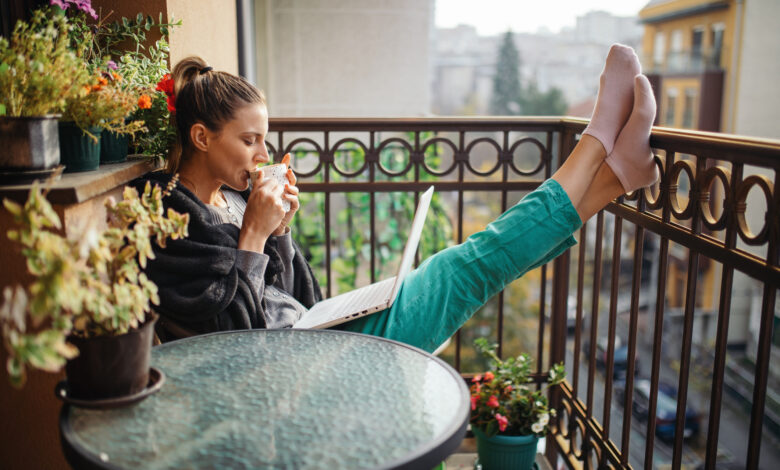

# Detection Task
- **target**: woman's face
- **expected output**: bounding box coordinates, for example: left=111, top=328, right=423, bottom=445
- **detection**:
left=205, top=103, right=270, bottom=191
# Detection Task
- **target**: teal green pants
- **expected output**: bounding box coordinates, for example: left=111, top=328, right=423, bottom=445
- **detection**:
left=336, top=179, right=582, bottom=353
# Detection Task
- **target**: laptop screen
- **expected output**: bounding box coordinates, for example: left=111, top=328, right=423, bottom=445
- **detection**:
left=390, top=186, right=434, bottom=300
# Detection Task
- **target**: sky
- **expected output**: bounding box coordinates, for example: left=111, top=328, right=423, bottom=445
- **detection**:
left=435, top=0, right=652, bottom=36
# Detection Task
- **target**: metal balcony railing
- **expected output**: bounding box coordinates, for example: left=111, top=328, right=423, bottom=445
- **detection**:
left=267, top=117, right=779, bottom=470
left=644, top=47, right=727, bottom=74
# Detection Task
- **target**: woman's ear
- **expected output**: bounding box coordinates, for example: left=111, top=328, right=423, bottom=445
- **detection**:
left=190, top=123, right=209, bottom=152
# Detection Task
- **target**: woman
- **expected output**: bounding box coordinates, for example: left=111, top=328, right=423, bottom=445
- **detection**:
left=139, top=45, right=658, bottom=352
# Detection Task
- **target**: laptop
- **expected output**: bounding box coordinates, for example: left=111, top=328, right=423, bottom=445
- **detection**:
left=293, top=186, right=434, bottom=329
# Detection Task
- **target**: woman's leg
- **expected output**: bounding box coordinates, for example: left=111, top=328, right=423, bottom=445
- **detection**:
left=337, top=178, right=583, bottom=352
left=550, top=134, right=606, bottom=218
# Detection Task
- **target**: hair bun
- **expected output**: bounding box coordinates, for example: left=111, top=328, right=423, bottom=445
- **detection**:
left=199, top=66, right=213, bottom=75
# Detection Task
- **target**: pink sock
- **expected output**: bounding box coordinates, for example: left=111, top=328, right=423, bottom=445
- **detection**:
left=582, top=44, right=642, bottom=155
left=605, top=75, right=659, bottom=193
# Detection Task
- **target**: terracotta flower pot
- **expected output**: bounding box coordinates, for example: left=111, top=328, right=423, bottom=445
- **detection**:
left=64, top=314, right=158, bottom=400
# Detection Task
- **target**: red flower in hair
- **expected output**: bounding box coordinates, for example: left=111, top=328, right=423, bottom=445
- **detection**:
left=155, top=74, right=176, bottom=113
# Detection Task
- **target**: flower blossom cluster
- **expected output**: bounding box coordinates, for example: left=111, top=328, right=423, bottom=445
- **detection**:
left=155, top=74, right=176, bottom=113
left=50, top=0, right=97, bottom=19
left=468, top=338, right=566, bottom=438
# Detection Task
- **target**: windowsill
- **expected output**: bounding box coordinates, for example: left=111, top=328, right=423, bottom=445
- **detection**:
left=0, top=156, right=160, bottom=205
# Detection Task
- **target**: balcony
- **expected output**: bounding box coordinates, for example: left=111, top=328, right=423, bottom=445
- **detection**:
left=269, top=117, right=780, bottom=469
left=646, top=47, right=727, bottom=75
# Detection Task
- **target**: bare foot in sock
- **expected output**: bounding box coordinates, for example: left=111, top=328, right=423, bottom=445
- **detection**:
left=605, top=74, right=659, bottom=193
left=582, top=44, right=642, bottom=155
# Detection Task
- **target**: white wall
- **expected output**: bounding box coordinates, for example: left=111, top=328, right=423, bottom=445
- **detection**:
left=733, top=0, right=780, bottom=139
left=254, top=0, right=434, bottom=117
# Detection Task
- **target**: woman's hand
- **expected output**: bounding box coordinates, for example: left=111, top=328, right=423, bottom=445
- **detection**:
left=238, top=176, right=287, bottom=253
left=272, top=154, right=299, bottom=236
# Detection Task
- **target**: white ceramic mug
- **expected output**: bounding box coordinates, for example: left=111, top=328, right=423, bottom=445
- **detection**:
left=251, top=163, right=290, bottom=212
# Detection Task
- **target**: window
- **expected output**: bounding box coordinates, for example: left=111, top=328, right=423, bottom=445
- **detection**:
left=654, top=32, right=666, bottom=67
left=665, top=88, right=678, bottom=126
left=671, top=29, right=684, bottom=52
left=711, top=23, right=725, bottom=67
left=692, top=27, right=704, bottom=51
left=692, top=27, right=705, bottom=68
left=682, top=88, right=697, bottom=128
left=669, top=30, right=684, bottom=70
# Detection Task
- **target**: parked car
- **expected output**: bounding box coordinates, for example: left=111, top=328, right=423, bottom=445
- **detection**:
left=631, top=379, right=700, bottom=441
left=566, top=295, right=578, bottom=334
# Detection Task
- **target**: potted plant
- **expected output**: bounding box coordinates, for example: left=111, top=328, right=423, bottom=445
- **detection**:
left=0, top=8, right=90, bottom=174
left=0, top=174, right=189, bottom=400
left=70, top=10, right=180, bottom=163
left=58, top=69, right=143, bottom=172
left=469, top=338, right=566, bottom=470
left=126, top=40, right=179, bottom=161
left=52, top=1, right=151, bottom=171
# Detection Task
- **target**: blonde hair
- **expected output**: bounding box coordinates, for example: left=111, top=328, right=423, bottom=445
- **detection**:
left=165, top=56, right=267, bottom=173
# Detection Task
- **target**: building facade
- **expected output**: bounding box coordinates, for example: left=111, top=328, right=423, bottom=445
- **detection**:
left=639, top=0, right=780, bottom=138
left=252, top=0, right=434, bottom=117
left=639, top=0, right=779, bottom=374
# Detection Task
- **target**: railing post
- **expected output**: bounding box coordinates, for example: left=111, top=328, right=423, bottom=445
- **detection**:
left=546, top=125, right=575, bottom=465
left=546, top=250, right=570, bottom=465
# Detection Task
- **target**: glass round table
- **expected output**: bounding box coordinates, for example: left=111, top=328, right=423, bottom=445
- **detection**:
left=60, top=329, right=469, bottom=469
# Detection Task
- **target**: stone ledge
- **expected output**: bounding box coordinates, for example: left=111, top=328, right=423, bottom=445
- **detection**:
left=0, top=156, right=159, bottom=204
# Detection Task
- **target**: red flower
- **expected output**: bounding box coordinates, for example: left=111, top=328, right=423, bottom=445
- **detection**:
left=505, top=385, right=513, bottom=393
left=471, top=396, right=478, bottom=411
left=486, top=395, right=499, bottom=408
left=484, top=371, right=494, bottom=382
left=156, top=74, right=174, bottom=95
left=495, top=413, right=508, bottom=432
left=165, top=94, right=176, bottom=113
left=156, top=74, right=176, bottom=113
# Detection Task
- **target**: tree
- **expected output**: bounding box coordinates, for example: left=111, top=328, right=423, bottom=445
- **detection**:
left=489, top=30, right=569, bottom=117
left=520, top=81, right=568, bottom=116
left=490, top=31, right=522, bottom=115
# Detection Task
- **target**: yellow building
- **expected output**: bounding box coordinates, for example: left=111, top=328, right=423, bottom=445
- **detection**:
left=640, top=0, right=735, bottom=131
left=640, top=0, right=780, bottom=138
left=639, top=0, right=780, bottom=355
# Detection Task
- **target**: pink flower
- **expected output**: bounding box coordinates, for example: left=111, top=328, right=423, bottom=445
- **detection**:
left=484, top=371, right=495, bottom=382
left=505, top=385, right=513, bottom=393
left=495, top=413, right=509, bottom=432
left=471, top=374, right=482, bottom=383
left=471, top=396, right=478, bottom=411
left=486, top=395, right=499, bottom=408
